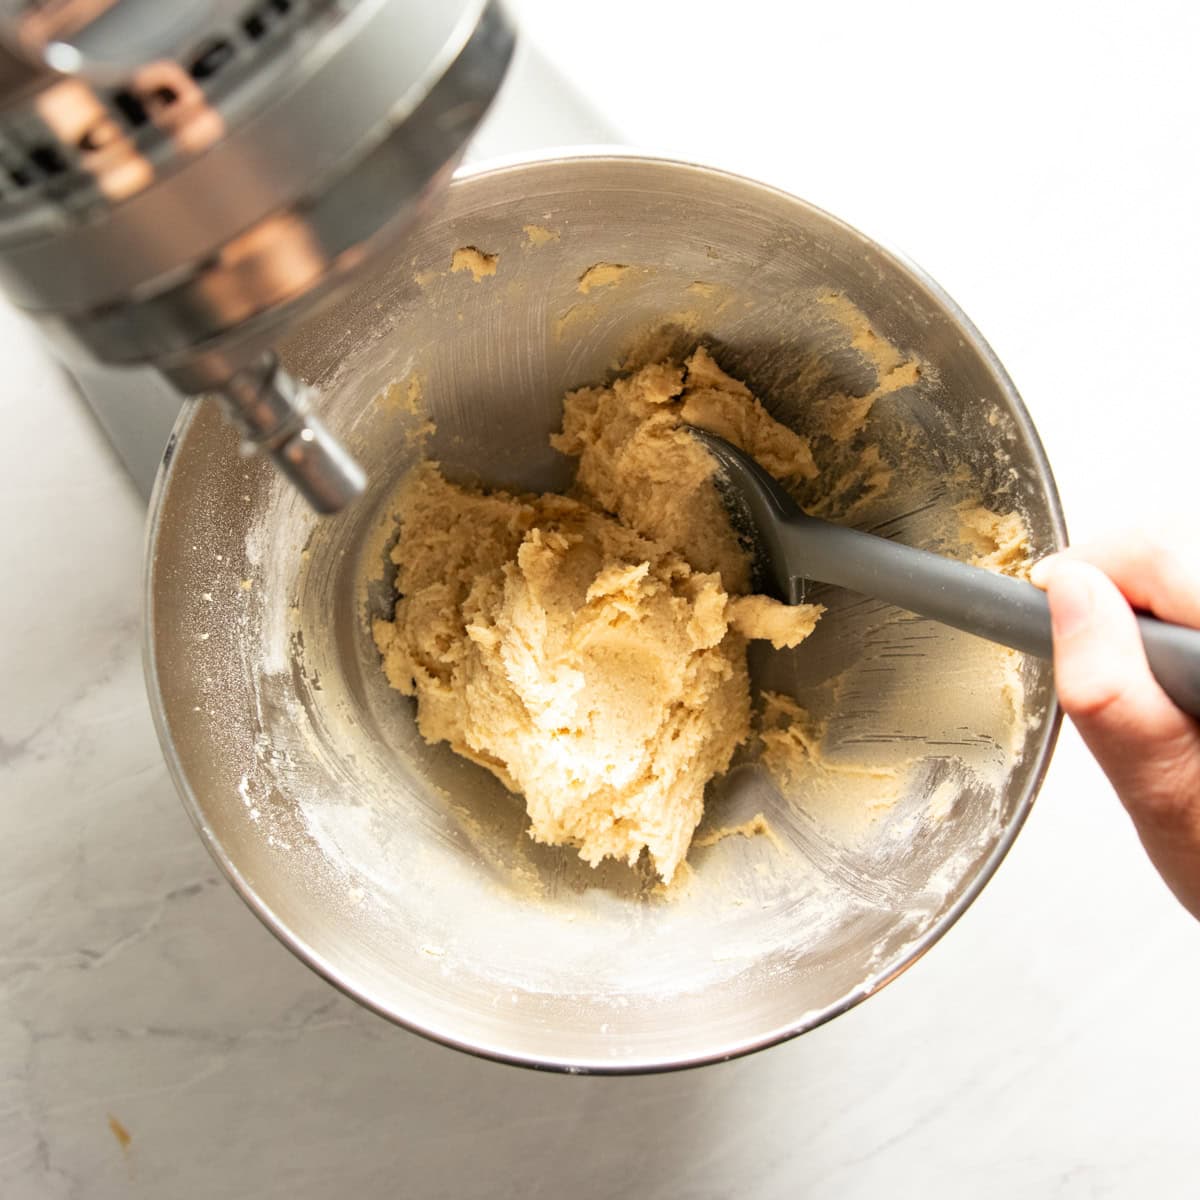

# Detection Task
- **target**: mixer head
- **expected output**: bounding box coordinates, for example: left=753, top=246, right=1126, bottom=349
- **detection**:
left=0, top=0, right=515, bottom=510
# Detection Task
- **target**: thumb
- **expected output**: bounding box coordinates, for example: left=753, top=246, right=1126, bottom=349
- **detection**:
left=1038, top=556, right=1199, bottom=829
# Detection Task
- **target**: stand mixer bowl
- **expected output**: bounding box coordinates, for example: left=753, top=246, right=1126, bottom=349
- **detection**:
left=146, top=152, right=1064, bottom=1072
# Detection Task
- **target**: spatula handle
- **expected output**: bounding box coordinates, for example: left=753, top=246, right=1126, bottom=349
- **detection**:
left=1139, top=617, right=1200, bottom=719
left=787, top=520, right=1200, bottom=718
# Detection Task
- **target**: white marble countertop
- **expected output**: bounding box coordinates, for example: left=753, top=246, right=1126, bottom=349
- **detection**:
left=3, top=3, right=1198, bottom=1197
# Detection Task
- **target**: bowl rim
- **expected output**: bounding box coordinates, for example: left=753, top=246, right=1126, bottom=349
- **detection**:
left=143, top=147, right=1067, bottom=1075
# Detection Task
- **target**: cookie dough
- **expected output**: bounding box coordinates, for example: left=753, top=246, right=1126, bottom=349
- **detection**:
left=956, top=502, right=1032, bottom=576
left=553, top=347, right=818, bottom=591
left=373, top=348, right=824, bottom=881
left=450, top=246, right=498, bottom=281
left=577, top=262, right=631, bottom=293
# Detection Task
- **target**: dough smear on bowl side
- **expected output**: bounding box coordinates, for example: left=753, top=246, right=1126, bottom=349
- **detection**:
left=373, top=348, right=823, bottom=883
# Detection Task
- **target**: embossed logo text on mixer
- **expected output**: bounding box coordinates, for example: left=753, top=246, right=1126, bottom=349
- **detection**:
left=0, top=0, right=308, bottom=205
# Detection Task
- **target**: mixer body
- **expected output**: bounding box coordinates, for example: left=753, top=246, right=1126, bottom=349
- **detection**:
left=0, top=0, right=514, bottom=510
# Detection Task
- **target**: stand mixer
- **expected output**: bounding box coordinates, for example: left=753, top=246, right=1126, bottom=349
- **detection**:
left=0, top=0, right=593, bottom=511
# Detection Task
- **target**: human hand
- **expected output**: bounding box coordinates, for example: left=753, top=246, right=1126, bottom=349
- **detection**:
left=1030, top=537, right=1200, bottom=921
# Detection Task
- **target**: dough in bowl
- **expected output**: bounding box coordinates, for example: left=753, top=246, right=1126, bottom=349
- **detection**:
left=373, top=348, right=823, bottom=881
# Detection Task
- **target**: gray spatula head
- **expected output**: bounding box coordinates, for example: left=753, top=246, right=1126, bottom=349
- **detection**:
left=687, top=426, right=1200, bottom=718
left=687, top=426, right=808, bottom=603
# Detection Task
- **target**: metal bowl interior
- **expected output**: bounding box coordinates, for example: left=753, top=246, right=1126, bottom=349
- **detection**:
left=146, top=153, right=1064, bottom=1072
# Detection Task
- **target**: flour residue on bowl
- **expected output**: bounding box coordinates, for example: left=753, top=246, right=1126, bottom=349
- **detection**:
left=378, top=373, right=424, bottom=414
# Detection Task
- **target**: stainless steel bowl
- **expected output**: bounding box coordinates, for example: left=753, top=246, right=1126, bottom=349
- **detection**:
left=145, top=152, right=1065, bottom=1072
